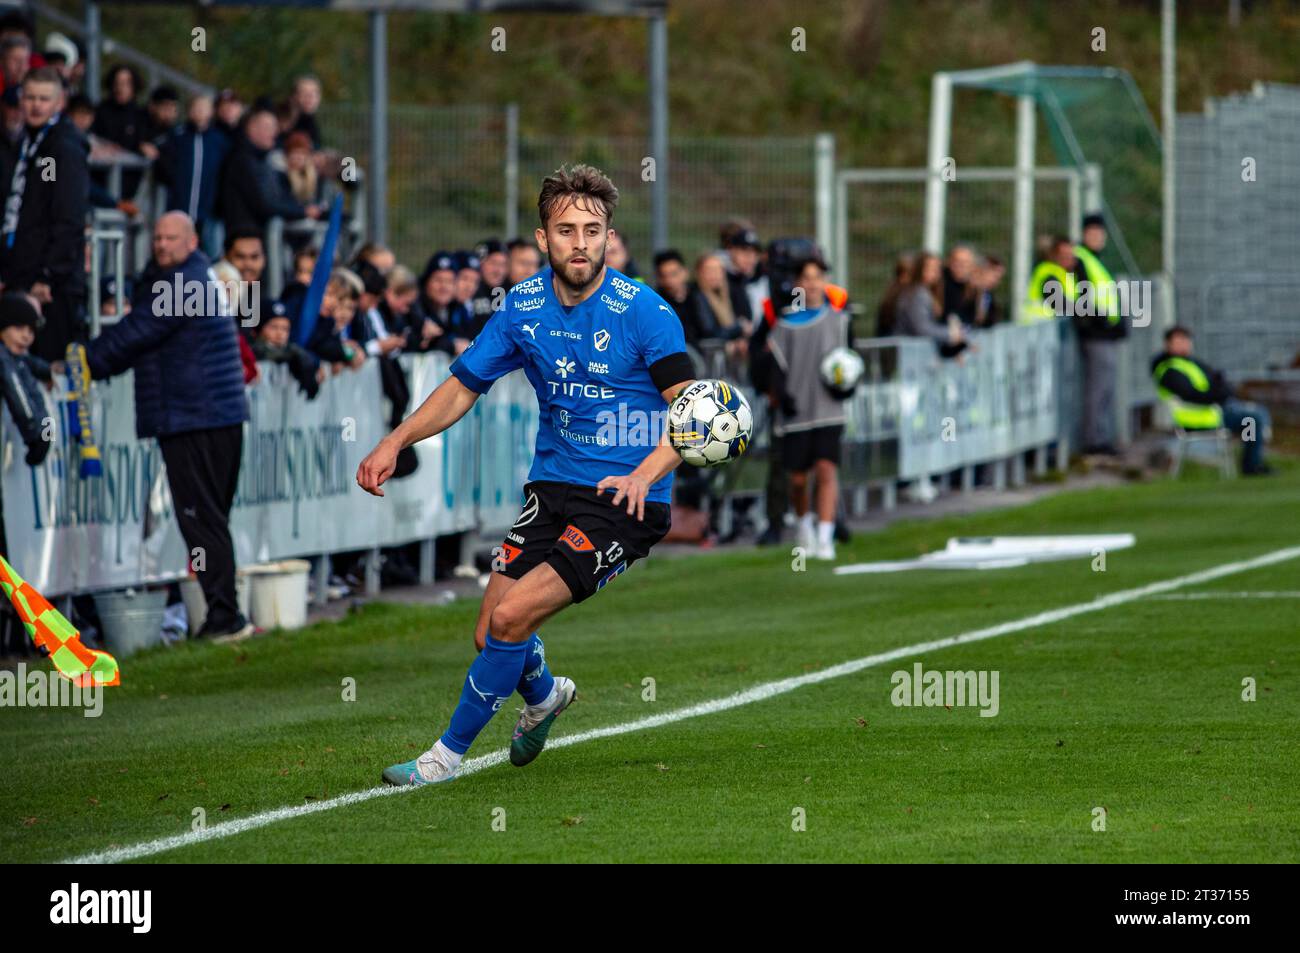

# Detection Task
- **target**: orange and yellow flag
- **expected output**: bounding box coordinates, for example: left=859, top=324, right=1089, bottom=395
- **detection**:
left=0, top=554, right=120, bottom=687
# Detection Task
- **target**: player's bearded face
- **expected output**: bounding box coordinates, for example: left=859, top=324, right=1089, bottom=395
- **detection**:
left=544, top=199, right=609, bottom=292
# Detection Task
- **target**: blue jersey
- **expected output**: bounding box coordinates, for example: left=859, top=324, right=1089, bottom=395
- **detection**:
left=449, top=265, right=689, bottom=503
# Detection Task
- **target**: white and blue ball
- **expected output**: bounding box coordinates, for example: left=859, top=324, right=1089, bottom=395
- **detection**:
left=667, top=379, right=753, bottom=468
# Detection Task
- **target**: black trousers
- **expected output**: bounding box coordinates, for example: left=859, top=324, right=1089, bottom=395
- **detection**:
left=765, top=426, right=788, bottom=528
left=31, top=292, right=87, bottom=364
left=158, top=424, right=244, bottom=633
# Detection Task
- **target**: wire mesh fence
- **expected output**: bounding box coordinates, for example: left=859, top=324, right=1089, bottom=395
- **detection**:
left=321, top=103, right=510, bottom=270
left=1175, top=83, right=1300, bottom=377
left=322, top=104, right=819, bottom=273
left=837, top=169, right=1076, bottom=334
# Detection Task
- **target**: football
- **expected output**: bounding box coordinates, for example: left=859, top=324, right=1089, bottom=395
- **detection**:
left=667, top=379, right=754, bottom=467
left=819, top=346, right=866, bottom=398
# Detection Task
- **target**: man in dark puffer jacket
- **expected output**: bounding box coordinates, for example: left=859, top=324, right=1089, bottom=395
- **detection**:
left=86, top=212, right=253, bottom=641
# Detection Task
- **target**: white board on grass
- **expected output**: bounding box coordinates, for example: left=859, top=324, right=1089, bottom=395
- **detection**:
left=833, top=534, right=1136, bottom=575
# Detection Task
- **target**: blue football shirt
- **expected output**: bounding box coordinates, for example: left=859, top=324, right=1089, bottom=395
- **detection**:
left=449, top=265, right=689, bottom=503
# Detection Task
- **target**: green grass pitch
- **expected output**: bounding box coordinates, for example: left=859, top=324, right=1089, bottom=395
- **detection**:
left=3, top=463, right=1298, bottom=863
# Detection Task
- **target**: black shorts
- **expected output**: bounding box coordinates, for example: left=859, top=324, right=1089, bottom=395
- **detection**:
left=494, top=480, right=672, bottom=604
left=781, top=424, right=843, bottom=471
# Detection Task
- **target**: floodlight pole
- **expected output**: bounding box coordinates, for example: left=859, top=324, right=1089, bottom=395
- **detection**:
left=814, top=133, right=835, bottom=263
left=84, top=1, right=101, bottom=106
left=648, top=13, right=669, bottom=252
left=369, top=10, right=389, bottom=247
left=1161, top=0, right=1176, bottom=290
left=923, top=71, right=952, bottom=253
left=1012, top=94, right=1036, bottom=326
left=505, top=102, right=519, bottom=240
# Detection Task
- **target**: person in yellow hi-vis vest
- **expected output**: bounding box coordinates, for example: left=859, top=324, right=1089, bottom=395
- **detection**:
left=1022, top=235, right=1076, bottom=323
left=1073, top=213, right=1128, bottom=456
left=1151, top=326, right=1272, bottom=475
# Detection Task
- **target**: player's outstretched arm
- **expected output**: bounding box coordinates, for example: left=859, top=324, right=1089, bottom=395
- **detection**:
left=356, top=373, right=480, bottom=497
left=596, top=379, right=695, bottom=520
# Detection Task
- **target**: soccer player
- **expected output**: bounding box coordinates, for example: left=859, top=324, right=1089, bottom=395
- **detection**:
left=357, top=165, right=695, bottom=786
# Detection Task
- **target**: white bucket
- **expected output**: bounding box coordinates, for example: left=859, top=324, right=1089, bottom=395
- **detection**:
left=180, top=572, right=251, bottom=635
left=93, top=588, right=168, bottom=658
left=246, top=560, right=311, bottom=630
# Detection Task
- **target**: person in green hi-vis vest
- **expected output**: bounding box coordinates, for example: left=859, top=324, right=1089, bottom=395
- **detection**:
left=1073, top=213, right=1127, bottom=456
left=1150, top=326, right=1273, bottom=476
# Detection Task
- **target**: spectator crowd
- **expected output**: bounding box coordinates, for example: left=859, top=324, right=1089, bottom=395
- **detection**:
left=0, top=5, right=1276, bottom=651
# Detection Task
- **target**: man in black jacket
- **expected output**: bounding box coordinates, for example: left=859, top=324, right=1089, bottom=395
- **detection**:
left=220, top=106, right=320, bottom=235
left=720, top=220, right=761, bottom=321
left=0, top=67, right=89, bottom=363
left=1073, top=215, right=1127, bottom=456
left=86, top=212, right=254, bottom=641
left=1151, top=326, right=1271, bottom=475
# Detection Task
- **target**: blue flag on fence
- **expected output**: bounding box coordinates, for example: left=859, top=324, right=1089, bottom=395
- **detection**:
left=295, top=194, right=344, bottom=347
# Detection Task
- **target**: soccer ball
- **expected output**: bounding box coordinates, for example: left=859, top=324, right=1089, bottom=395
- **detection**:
left=819, top=346, right=865, bottom=398
left=667, top=379, right=753, bottom=468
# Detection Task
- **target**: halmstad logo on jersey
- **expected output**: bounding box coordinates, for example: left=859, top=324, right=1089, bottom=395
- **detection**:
left=594, top=329, right=610, bottom=351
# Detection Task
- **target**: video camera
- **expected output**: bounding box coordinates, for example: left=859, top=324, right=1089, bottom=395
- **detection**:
left=765, top=237, right=829, bottom=316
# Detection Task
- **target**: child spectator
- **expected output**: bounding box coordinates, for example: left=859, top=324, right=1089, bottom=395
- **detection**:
left=0, top=293, right=52, bottom=460
left=417, top=251, right=468, bottom=355
left=308, top=271, right=365, bottom=371
left=251, top=311, right=321, bottom=398
left=0, top=293, right=51, bottom=593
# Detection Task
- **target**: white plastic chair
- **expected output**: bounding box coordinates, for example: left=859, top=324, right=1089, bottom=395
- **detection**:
left=1170, top=422, right=1236, bottom=479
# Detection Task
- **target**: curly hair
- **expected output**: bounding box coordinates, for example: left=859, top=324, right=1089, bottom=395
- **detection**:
left=537, top=164, right=619, bottom=228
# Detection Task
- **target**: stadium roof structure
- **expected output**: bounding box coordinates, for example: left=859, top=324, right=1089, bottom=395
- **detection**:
left=82, top=0, right=672, bottom=246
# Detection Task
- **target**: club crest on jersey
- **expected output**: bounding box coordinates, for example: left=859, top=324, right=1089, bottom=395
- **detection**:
left=594, top=328, right=610, bottom=351
left=560, top=524, right=595, bottom=552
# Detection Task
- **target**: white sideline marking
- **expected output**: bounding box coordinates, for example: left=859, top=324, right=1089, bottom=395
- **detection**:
left=63, top=544, right=1300, bottom=865
left=1147, top=591, right=1300, bottom=600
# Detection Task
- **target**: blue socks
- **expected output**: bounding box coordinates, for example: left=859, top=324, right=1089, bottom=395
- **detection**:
left=517, top=633, right=556, bottom=706
left=441, top=634, right=529, bottom=755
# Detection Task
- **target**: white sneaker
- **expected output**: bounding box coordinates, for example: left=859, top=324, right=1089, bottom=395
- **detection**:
left=382, top=740, right=459, bottom=787
left=797, top=521, right=816, bottom=553
left=908, top=477, right=938, bottom=503
left=815, top=540, right=837, bottom=561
